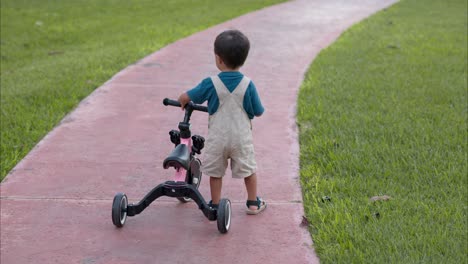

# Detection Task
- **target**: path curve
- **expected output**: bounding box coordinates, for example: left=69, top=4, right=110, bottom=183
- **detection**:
left=1, top=1, right=396, bottom=263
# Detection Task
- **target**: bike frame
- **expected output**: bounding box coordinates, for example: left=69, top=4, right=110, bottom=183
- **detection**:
left=174, top=137, right=191, bottom=182
left=115, top=98, right=218, bottom=224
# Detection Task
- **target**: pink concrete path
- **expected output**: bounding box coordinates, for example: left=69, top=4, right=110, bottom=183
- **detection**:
left=1, top=1, right=396, bottom=263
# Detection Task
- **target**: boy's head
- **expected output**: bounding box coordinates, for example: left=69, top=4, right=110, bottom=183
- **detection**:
left=214, top=30, right=250, bottom=70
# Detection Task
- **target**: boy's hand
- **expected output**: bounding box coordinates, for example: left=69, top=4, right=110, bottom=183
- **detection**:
left=178, top=93, right=191, bottom=110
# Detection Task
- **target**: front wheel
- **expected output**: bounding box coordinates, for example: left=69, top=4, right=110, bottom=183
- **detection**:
left=112, top=193, right=128, bottom=227
left=217, top=198, right=231, bottom=234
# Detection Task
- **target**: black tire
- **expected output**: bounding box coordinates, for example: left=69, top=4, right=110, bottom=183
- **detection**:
left=112, top=193, right=128, bottom=227
left=217, top=198, right=231, bottom=234
left=177, top=158, right=202, bottom=203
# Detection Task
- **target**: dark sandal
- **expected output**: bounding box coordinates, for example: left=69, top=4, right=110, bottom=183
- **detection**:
left=246, top=197, right=267, bottom=215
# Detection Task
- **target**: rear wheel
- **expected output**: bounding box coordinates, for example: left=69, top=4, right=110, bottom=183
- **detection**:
left=112, top=193, right=128, bottom=227
left=177, top=158, right=202, bottom=203
left=217, top=198, right=231, bottom=234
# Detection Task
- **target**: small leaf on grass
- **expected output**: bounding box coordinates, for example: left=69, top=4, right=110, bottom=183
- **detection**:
left=370, top=195, right=392, bottom=202
left=321, top=196, right=331, bottom=202
left=48, top=51, right=64, bottom=56
left=301, top=215, right=310, bottom=227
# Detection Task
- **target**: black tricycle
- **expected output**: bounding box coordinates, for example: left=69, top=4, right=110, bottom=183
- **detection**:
left=111, top=98, right=231, bottom=233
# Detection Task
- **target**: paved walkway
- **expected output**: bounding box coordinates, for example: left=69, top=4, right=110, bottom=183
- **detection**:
left=1, top=1, right=396, bottom=263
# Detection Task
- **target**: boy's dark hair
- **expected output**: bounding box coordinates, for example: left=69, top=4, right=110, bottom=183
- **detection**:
left=214, top=30, right=250, bottom=69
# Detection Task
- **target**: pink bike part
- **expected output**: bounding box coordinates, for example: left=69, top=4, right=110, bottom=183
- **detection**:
left=174, top=137, right=191, bottom=182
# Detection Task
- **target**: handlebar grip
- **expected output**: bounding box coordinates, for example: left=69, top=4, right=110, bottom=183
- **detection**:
left=163, top=98, right=181, bottom=107
left=163, top=98, right=208, bottom=113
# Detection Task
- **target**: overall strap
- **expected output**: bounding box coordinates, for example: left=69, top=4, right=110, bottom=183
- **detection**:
left=210, top=76, right=230, bottom=107
left=233, top=76, right=251, bottom=95
left=232, top=76, right=252, bottom=130
left=231, top=76, right=251, bottom=109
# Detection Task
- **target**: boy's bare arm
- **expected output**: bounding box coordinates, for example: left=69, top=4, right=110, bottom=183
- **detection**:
left=178, top=92, right=191, bottom=109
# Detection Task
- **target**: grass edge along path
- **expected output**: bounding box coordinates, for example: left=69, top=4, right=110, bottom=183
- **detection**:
left=0, top=0, right=286, bottom=181
left=297, top=0, right=467, bottom=263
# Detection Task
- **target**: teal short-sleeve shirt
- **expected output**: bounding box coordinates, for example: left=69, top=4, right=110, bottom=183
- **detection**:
left=187, top=71, right=264, bottom=119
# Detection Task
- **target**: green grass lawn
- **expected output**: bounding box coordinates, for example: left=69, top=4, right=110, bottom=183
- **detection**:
left=0, top=0, right=285, bottom=180
left=297, top=0, right=467, bottom=263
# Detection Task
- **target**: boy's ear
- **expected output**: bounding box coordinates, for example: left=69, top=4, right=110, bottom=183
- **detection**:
left=215, top=54, right=224, bottom=65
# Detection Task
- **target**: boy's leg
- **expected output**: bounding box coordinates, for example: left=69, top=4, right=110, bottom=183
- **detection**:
left=210, top=177, right=223, bottom=205
left=244, top=173, right=257, bottom=210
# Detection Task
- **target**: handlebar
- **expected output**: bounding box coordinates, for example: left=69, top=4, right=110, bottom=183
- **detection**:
left=163, top=98, right=208, bottom=113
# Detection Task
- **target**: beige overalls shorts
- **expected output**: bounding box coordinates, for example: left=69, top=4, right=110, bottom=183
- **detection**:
left=202, top=75, right=257, bottom=179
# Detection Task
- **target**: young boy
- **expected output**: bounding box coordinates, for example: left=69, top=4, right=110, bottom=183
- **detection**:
left=178, top=29, right=266, bottom=215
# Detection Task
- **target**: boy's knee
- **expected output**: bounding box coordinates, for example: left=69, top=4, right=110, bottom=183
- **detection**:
left=244, top=173, right=256, bottom=180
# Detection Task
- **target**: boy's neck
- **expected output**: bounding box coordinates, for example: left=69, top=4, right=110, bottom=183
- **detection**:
left=218, top=64, right=240, bottom=72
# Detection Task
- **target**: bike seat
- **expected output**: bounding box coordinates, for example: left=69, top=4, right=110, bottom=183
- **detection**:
left=163, top=144, right=190, bottom=170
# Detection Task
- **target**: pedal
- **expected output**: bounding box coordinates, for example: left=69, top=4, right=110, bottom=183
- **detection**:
left=169, top=130, right=180, bottom=146
left=191, top=135, right=205, bottom=154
